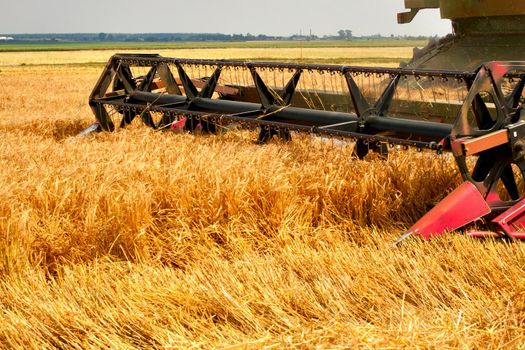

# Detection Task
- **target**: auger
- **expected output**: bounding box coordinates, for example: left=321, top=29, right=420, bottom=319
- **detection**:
left=84, top=0, right=525, bottom=241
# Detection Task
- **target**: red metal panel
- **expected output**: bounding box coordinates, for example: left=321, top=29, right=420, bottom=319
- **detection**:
left=491, top=198, right=525, bottom=238
left=468, top=231, right=502, bottom=238
left=410, top=182, right=491, bottom=239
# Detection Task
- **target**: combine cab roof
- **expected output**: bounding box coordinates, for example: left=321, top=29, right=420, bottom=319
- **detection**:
left=399, top=0, right=525, bottom=23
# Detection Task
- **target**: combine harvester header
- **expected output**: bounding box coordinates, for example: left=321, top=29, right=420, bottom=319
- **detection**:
left=85, top=0, right=525, bottom=242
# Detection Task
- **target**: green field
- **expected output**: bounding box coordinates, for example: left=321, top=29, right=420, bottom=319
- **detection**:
left=0, top=39, right=428, bottom=52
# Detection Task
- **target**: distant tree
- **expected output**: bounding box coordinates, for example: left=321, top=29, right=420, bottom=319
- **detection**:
left=98, top=32, right=107, bottom=41
left=337, top=30, right=353, bottom=40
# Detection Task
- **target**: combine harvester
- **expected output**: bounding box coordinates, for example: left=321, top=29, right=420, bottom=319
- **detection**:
left=86, top=0, right=525, bottom=242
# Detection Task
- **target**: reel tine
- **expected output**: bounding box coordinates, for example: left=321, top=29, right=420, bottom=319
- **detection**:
left=279, top=128, right=292, bottom=142
left=257, top=125, right=272, bottom=144
left=200, top=116, right=218, bottom=134
left=353, top=139, right=369, bottom=159
left=120, top=109, right=135, bottom=128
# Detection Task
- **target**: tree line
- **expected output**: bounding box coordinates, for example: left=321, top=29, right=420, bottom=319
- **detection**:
left=2, top=31, right=433, bottom=42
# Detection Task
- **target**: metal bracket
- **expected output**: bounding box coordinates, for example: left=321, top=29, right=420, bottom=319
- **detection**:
left=198, top=67, right=222, bottom=99
left=175, top=63, right=198, bottom=100
left=157, top=63, right=182, bottom=95
left=373, top=75, right=401, bottom=116
left=138, top=66, right=158, bottom=92
left=281, top=70, right=302, bottom=105
left=115, top=64, right=136, bottom=95
left=344, top=72, right=369, bottom=117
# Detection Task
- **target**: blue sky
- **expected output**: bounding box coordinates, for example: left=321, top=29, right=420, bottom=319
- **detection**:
left=1, top=0, right=451, bottom=36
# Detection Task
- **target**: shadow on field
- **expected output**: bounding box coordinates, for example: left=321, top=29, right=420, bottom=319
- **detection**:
left=1, top=119, right=91, bottom=141
left=50, top=120, right=90, bottom=141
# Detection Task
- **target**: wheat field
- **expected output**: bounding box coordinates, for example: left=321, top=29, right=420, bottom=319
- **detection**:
left=0, top=47, right=525, bottom=349
left=0, top=47, right=414, bottom=67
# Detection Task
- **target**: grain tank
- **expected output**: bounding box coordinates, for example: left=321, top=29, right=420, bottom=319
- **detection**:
left=399, top=0, right=525, bottom=69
